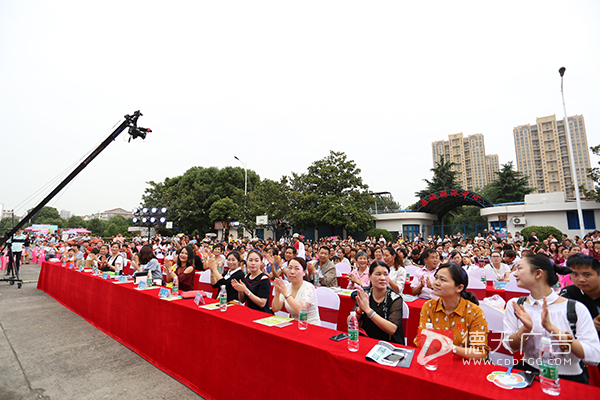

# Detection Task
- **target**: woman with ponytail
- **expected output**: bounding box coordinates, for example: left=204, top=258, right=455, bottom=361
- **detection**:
left=416, top=263, right=489, bottom=360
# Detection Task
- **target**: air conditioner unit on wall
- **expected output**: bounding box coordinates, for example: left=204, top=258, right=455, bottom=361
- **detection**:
left=512, top=217, right=527, bottom=225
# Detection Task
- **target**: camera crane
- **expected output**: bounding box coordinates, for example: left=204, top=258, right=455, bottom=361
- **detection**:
left=0, top=110, right=151, bottom=287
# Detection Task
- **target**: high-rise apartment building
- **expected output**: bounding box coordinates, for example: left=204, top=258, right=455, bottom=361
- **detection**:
left=431, top=133, right=500, bottom=192
left=513, top=114, right=593, bottom=198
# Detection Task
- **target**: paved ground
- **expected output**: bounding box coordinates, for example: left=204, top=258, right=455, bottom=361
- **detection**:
left=0, top=262, right=203, bottom=400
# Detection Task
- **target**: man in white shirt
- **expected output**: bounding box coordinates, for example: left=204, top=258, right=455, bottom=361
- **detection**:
left=411, top=248, right=440, bottom=300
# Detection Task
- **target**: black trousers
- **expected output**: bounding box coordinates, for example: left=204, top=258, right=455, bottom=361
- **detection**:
left=6, top=251, right=22, bottom=274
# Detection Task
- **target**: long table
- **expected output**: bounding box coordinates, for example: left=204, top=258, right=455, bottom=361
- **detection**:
left=38, top=261, right=599, bottom=400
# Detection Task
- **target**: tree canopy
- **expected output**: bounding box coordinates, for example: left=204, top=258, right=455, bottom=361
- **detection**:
left=479, top=161, right=534, bottom=204
left=582, top=144, right=600, bottom=202
left=288, top=151, right=373, bottom=233
left=416, top=155, right=461, bottom=199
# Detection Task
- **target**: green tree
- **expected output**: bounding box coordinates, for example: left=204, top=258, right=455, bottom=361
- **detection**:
left=65, top=215, right=87, bottom=229
left=482, top=161, right=535, bottom=204
left=141, top=166, right=259, bottom=235
left=288, top=151, right=373, bottom=233
left=87, top=218, right=106, bottom=236
left=238, top=178, right=291, bottom=235
left=416, top=155, right=461, bottom=199
left=445, top=206, right=487, bottom=225
left=582, top=144, right=600, bottom=202
left=371, top=193, right=401, bottom=213
left=209, top=197, right=240, bottom=226
left=520, top=226, right=562, bottom=242
left=29, top=206, right=64, bottom=227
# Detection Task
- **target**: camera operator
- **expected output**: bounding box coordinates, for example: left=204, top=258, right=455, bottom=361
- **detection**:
left=5, top=229, right=26, bottom=277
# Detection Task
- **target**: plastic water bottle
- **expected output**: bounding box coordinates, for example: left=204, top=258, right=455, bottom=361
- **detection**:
left=314, top=269, right=320, bottom=287
left=424, top=323, right=438, bottom=371
left=219, top=285, right=227, bottom=312
left=348, top=311, right=359, bottom=352
left=62, top=258, right=66, bottom=267
left=481, top=271, right=487, bottom=285
left=146, top=271, right=152, bottom=287
left=172, top=275, right=179, bottom=297
left=540, top=336, right=560, bottom=396
left=298, top=301, right=308, bottom=330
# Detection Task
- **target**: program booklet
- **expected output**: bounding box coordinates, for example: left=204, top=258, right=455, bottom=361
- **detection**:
left=365, top=341, right=415, bottom=368
left=253, top=315, right=294, bottom=328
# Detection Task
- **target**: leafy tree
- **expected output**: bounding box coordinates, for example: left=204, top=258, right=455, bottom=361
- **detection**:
left=288, top=151, right=372, bottom=233
left=366, top=228, right=392, bottom=243
left=0, top=217, right=16, bottom=233
left=238, top=178, right=291, bottom=235
left=86, top=218, right=106, bottom=236
left=445, top=206, right=487, bottom=225
left=519, top=226, right=563, bottom=242
left=371, top=193, right=401, bottom=213
left=209, top=197, right=240, bottom=225
left=28, top=206, right=64, bottom=227
left=141, top=166, right=259, bottom=235
left=416, top=155, right=461, bottom=199
left=65, top=215, right=87, bottom=229
left=481, top=162, right=535, bottom=204
left=582, top=144, right=600, bottom=202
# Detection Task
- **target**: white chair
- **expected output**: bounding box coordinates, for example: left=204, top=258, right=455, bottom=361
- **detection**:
left=480, top=303, right=513, bottom=366
left=335, top=262, right=351, bottom=275
left=466, top=276, right=486, bottom=300
left=483, top=268, right=497, bottom=282
left=468, top=268, right=496, bottom=282
left=315, top=287, right=341, bottom=330
left=508, top=271, right=517, bottom=282
left=504, top=281, right=529, bottom=301
left=197, top=270, right=213, bottom=298
left=406, top=265, right=421, bottom=277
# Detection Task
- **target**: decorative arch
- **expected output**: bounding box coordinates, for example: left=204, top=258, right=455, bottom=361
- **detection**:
left=412, top=189, right=494, bottom=219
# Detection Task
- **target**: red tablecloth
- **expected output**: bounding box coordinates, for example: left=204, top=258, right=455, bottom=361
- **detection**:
left=37, top=262, right=600, bottom=400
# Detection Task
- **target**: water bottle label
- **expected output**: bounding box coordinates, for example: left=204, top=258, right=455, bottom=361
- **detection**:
left=220, top=297, right=227, bottom=305
left=172, top=286, right=178, bottom=296
left=299, top=312, right=308, bottom=322
left=348, top=329, right=358, bottom=341
left=540, top=363, right=558, bottom=380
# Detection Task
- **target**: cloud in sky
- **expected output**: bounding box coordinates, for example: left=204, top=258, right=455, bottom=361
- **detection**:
left=1, top=0, right=598, bottom=218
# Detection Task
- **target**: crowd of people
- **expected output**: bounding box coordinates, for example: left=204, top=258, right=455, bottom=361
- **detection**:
left=4, top=227, right=600, bottom=385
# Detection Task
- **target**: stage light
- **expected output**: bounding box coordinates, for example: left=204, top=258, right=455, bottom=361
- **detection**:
left=151, top=207, right=158, bottom=214
left=150, top=217, right=156, bottom=223
left=159, top=217, right=166, bottom=224
left=142, top=217, right=148, bottom=224
left=142, top=207, right=149, bottom=214
left=161, top=207, right=167, bottom=214
left=132, top=217, right=139, bottom=224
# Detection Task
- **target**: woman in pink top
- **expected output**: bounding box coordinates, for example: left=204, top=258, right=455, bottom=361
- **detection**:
left=348, top=251, right=371, bottom=289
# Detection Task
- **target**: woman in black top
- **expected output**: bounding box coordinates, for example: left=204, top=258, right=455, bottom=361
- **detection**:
left=351, top=261, right=405, bottom=345
left=232, top=250, right=272, bottom=313
left=208, top=250, right=244, bottom=302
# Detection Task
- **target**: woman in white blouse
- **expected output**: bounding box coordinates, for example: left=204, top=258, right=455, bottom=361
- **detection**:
left=382, top=247, right=406, bottom=294
left=272, top=257, right=321, bottom=326
left=503, top=254, right=600, bottom=383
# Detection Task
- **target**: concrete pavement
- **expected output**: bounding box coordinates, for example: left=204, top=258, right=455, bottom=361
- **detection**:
left=0, top=262, right=203, bottom=400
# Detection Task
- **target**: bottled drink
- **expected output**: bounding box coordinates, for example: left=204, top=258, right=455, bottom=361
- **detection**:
left=424, top=323, right=438, bottom=371
left=146, top=271, right=152, bottom=287
left=348, top=311, right=359, bottom=352
left=62, top=258, right=66, bottom=267
left=539, top=336, right=560, bottom=396
left=314, top=268, right=320, bottom=287
left=298, top=301, right=308, bottom=330
left=481, top=271, right=487, bottom=285
left=172, top=275, right=179, bottom=297
left=219, top=285, right=227, bottom=312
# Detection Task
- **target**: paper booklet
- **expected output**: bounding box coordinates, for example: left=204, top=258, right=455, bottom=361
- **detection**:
left=365, top=341, right=415, bottom=368
left=253, top=315, right=294, bottom=328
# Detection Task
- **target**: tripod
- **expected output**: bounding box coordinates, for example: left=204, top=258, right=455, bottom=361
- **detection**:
left=1, top=239, right=23, bottom=289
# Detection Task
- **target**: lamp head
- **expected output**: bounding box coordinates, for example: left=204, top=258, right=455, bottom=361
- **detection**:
left=559, top=67, right=566, bottom=77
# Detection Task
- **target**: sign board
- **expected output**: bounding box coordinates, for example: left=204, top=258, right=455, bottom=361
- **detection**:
left=166, top=221, right=173, bottom=229
left=256, top=215, right=268, bottom=226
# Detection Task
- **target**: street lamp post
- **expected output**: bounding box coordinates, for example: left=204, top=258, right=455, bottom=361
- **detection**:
left=559, top=67, right=585, bottom=238
left=234, top=156, right=248, bottom=196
